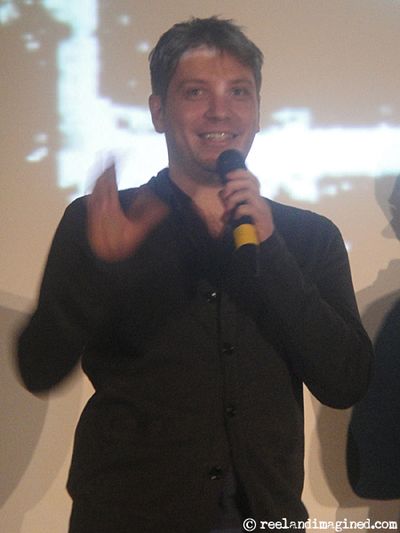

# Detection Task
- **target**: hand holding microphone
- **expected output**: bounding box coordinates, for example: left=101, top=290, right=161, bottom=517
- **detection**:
left=216, top=149, right=274, bottom=250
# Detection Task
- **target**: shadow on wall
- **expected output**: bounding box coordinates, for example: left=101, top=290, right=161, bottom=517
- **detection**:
left=311, top=175, right=400, bottom=528
left=346, top=175, right=400, bottom=523
left=277, top=174, right=400, bottom=527
left=0, top=305, right=48, bottom=529
left=0, top=304, right=85, bottom=532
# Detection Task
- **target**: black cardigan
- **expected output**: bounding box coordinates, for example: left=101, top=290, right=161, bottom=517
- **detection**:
left=17, top=169, right=373, bottom=532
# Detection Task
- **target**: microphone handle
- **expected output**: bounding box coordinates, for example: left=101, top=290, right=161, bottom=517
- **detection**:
left=216, top=149, right=259, bottom=275
left=216, top=150, right=259, bottom=250
left=232, top=214, right=259, bottom=251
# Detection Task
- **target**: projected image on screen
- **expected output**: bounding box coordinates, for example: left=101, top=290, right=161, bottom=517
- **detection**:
left=1, top=0, right=399, bottom=204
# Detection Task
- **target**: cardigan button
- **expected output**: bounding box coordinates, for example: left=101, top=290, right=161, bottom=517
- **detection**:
left=206, top=290, right=218, bottom=303
left=222, top=343, right=234, bottom=355
left=225, top=405, right=236, bottom=417
left=208, top=466, right=224, bottom=480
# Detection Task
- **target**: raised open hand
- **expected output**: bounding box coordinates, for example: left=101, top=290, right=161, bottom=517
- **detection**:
left=87, top=164, right=169, bottom=262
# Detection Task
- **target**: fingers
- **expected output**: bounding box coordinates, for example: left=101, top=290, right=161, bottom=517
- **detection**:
left=86, top=163, right=129, bottom=261
left=86, top=170, right=169, bottom=262
left=219, top=169, right=274, bottom=242
left=223, top=168, right=260, bottom=190
left=87, top=164, right=119, bottom=215
left=219, top=169, right=260, bottom=216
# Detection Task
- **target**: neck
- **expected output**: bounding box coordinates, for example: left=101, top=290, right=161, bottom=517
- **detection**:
left=169, top=162, right=220, bottom=191
left=171, top=173, right=219, bottom=197
left=169, top=170, right=226, bottom=238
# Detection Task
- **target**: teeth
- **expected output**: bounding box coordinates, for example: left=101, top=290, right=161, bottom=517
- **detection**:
left=203, top=132, right=232, bottom=140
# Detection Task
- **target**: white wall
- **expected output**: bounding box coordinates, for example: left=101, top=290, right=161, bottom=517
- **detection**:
left=1, top=1, right=400, bottom=531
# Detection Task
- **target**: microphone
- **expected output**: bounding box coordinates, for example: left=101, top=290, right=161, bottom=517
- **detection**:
left=216, top=149, right=259, bottom=249
left=216, top=149, right=259, bottom=274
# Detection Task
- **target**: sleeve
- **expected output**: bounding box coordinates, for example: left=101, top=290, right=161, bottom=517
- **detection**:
left=16, top=197, right=120, bottom=393
left=253, top=215, right=373, bottom=409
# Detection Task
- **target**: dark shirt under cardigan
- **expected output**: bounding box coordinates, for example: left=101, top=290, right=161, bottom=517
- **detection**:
left=17, top=169, right=373, bottom=532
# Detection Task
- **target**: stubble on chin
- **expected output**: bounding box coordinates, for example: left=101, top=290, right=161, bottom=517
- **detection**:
left=191, top=159, right=222, bottom=186
left=171, top=156, right=222, bottom=187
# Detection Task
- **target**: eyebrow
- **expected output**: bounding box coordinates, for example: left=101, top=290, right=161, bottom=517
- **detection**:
left=177, top=78, right=256, bottom=89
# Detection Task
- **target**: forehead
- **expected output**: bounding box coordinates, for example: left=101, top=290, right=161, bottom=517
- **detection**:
left=171, top=46, right=256, bottom=84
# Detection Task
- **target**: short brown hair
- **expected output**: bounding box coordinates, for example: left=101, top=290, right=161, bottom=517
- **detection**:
left=149, top=16, right=263, bottom=102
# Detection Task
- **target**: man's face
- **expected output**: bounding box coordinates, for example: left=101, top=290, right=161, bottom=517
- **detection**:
left=149, top=46, right=260, bottom=185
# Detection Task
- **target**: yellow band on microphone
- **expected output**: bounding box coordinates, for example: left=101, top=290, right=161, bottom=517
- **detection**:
left=233, top=224, right=259, bottom=249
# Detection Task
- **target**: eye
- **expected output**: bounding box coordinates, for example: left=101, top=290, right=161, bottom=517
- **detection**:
left=231, top=86, right=250, bottom=98
left=185, top=87, right=205, bottom=99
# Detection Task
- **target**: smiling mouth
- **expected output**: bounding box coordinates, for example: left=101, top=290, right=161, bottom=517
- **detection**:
left=200, top=132, right=236, bottom=141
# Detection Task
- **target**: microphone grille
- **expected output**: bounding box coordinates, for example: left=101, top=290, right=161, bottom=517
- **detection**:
left=216, top=150, right=246, bottom=183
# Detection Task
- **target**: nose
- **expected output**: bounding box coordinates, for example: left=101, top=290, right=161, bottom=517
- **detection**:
left=204, top=92, right=231, bottom=121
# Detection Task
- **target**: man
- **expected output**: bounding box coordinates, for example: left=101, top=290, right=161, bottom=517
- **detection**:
left=17, top=17, right=373, bottom=533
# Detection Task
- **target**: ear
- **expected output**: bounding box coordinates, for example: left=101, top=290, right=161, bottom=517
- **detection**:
left=149, top=94, right=165, bottom=133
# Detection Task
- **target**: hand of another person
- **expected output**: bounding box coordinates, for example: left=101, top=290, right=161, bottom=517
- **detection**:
left=87, top=164, right=169, bottom=262
left=219, top=168, right=274, bottom=243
